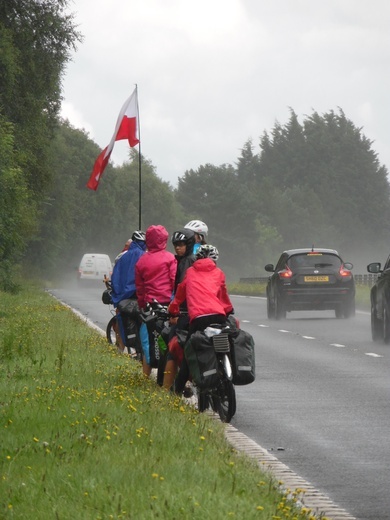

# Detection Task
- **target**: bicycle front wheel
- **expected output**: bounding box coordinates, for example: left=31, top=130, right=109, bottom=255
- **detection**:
left=106, top=316, right=118, bottom=345
left=211, top=378, right=236, bottom=423
left=197, top=390, right=210, bottom=413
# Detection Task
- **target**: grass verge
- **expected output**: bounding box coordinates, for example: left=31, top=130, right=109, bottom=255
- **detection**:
left=0, top=282, right=320, bottom=519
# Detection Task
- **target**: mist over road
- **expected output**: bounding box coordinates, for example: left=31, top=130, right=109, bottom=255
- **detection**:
left=49, top=281, right=389, bottom=520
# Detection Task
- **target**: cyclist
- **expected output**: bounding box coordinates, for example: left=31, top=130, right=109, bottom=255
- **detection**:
left=162, top=228, right=196, bottom=390
left=114, top=238, right=132, bottom=263
left=135, top=225, right=176, bottom=377
left=184, top=220, right=208, bottom=254
left=168, top=244, right=233, bottom=395
left=110, top=230, right=146, bottom=352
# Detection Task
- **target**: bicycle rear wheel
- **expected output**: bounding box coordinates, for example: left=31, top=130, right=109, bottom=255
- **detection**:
left=211, top=378, right=236, bottom=423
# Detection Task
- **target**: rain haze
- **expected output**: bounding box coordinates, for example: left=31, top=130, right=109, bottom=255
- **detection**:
left=61, top=0, right=390, bottom=187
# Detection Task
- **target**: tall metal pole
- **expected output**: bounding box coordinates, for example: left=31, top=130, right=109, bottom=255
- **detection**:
left=136, top=85, right=142, bottom=229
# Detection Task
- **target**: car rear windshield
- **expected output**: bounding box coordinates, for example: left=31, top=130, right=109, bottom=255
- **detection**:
left=288, top=253, right=341, bottom=270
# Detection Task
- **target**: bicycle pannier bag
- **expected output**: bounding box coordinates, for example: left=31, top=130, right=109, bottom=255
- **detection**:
left=184, top=331, right=219, bottom=389
left=230, top=329, right=255, bottom=385
left=102, top=289, right=112, bottom=305
left=121, top=315, right=140, bottom=352
left=117, top=298, right=140, bottom=320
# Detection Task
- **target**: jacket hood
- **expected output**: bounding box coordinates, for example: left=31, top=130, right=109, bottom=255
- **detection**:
left=145, top=225, right=169, bottom=252
left=192, top=257, right=216, bottom=272
left=129, top=240, right=147, bottom=252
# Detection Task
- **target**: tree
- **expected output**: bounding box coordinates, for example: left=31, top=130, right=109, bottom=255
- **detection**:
left=256, top=109, right=390, bottom=265
left=0, top=0, right=81, bottom=195
left=28, top=121, right=184, bottom=277
left=176, top=163, right=264, bottom=278
left=236, top=139, right=260, bottom=186
left=0, top=115, right=34, bottom=290
left=0, top=0, right=81, bottom=287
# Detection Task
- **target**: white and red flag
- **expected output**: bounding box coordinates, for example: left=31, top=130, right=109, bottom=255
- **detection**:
left=86, top=87, right=139, bottom=190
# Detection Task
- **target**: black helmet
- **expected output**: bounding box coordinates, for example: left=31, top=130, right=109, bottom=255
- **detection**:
left=131, top=230, right=146, bottom=242
left=171, top=228, right=195, bottom=256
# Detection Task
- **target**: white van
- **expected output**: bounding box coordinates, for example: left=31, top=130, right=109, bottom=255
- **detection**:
left=78, top=254, right=113, bottom=282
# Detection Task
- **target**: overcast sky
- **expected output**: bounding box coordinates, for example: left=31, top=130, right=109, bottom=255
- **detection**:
left=61, top=0, right=390, bottom=187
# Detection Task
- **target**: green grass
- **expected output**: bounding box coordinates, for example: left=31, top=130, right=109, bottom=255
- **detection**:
left=227, top=282, right=267, bottom=297
left=354, top=284, right=371, bottom=310
left=0, top=283, right=321, bottom=519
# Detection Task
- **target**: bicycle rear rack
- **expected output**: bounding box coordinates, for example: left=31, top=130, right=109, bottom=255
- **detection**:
left=212, top=333, right=230, bottom=353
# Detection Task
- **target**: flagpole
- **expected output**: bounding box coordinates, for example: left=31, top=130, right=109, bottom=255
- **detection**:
left=136, top=84, right=142, bottom=229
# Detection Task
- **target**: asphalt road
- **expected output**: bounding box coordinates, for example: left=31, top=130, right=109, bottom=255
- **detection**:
left=49, top=281, right=390, bottom=520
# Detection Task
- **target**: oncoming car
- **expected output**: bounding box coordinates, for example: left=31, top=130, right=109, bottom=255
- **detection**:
left=367, top=254, right=390, bottom=343
left=265, top=248, right=355, bottom=320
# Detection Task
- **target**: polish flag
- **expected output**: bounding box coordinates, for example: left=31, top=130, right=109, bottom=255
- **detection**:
left=86, top=88, right=139, bottom=190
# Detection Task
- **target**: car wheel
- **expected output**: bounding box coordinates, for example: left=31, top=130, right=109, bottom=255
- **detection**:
left=335, top=305, right=343, bottom=319
left=267, top=295, right=276, bottom=319
left=371, top=302, right=383, bottom=341
left=275, top=296, right=286, bottom=320
left=383, top=303, right=390, bottom=344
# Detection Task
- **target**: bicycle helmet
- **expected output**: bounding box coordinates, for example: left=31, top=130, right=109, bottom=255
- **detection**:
left=131, top=230, right=146, bottom=242
left=196, top=244, right=219, bottom=262
left=171, top=228, right=195, bottom=256
left=184, top=220, right=208, bottom=239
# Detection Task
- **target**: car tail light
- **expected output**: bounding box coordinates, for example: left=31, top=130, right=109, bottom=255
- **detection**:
left=339, top=265, right=352, bottom=278
left=278, top=266, right=293, bottom=279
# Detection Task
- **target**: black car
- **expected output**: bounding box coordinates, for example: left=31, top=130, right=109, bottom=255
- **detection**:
left=367, top=255, right=390, bottom=343
left=265, top=248, right=355, bottom=320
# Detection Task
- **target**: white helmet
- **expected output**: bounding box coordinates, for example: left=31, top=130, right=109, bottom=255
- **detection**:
left=131, top=230, right=146, bottom=242
left=184, top=220, right=208, bottom=239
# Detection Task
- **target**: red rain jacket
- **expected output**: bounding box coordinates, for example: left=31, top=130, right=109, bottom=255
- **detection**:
left=135, top=225, right=176, bottom=309
left=168, top=258, right=233, bottom=322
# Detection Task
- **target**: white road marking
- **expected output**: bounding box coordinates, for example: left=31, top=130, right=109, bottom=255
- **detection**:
left=241, top=319, right=250, bottom=323
left=302, top=336, right=315, bottom=339
left=365, top=352, right=383, bottom=358
left=278, top=329, right=291, bottom=333
left=330, top=343, right=346, bottom=348
left=258, top=324, right=269, bottom=328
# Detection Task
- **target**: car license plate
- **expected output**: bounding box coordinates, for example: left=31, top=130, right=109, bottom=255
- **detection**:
left=304, top=276, right=329, bottom=282
left=83, top=271, right=94, bottom=275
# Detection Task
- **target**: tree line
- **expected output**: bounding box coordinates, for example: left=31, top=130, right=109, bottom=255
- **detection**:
left=2, top=1, right=390, bottom=290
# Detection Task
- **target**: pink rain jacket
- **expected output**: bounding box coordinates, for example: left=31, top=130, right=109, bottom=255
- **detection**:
left=168, top=258, right=233, bottom=322
left=135, top=225, right=176, bottom=309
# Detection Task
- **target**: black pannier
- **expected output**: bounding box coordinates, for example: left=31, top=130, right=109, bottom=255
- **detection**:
left=117, top=298, right=140, bottom=320
left=102, top=289, right=112, bottom=305
left=117, top=298, right=141, bottom=352
left=184, top=331, right=219, bottom=389
left=229, top=329, right=255, bottom=385
left=121, top=314, right=140, bottom=351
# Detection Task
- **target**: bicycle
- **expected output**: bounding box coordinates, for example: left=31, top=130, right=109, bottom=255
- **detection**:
left=140, top=301, right=171, bottom=386
left=187, top=323, right=237, bottom=423
left=102, top=278, right=142, bottom=360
